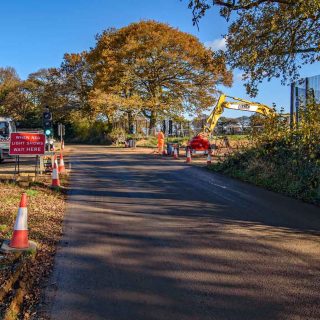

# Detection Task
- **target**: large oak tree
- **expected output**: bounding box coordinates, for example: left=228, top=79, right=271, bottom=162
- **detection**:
left=188, top=0, right=320, bottom=96
left=88, top=20, right=232, bottom=132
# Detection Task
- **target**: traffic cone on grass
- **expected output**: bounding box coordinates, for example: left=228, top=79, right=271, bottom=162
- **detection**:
left=50, top=155, right=54, bottom=171
left=9, top=193, right=29, bottom=249
left=0, top=193, right=37, bottom=252
left=52, top=161, right=60, bottom=187
left=186, top=148, right=192, bottom=163
left=54, top=154, right=59, bottom=173
left=59, top=152, right=66, bottom=174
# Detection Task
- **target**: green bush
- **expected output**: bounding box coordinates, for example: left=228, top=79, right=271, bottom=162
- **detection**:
left=107, top=127, right=126, bottom=145
left=66, top=117, right=111, bottom=144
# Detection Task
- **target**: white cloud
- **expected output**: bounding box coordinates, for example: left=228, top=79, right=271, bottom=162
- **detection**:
left=204, top=38, right=227, bottom=51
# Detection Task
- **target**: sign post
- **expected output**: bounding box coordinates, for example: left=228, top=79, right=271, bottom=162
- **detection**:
left=58, top=123, right=65, bottom=149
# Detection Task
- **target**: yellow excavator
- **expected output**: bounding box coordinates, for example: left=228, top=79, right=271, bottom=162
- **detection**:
left=188, top=93, right=275, bottom=152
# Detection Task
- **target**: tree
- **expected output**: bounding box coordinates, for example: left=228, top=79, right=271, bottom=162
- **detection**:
left=88, top=21, right=232, bottom=132
left=187, top=0, right=320, bottom=96
left=237, top=115, right=250, bottom=132
left=0, top=67, right=20, bottom=115
left=0, top=67, right=40, bottom=126
left=216, top=116, right=239, bottom=134
left=59, top=53, right=94, bottom=117
left=28, top=53, right=94, bottom=124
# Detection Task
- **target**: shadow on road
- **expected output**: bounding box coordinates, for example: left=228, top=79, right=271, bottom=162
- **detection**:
left=46, top=147, right=320, bottom=320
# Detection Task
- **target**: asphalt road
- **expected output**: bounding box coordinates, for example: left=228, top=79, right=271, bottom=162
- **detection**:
left=45, top=145, right=320, bottom=320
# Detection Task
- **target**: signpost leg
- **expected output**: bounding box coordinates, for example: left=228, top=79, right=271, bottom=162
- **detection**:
left=14, top=156, right=20, bottom=176
left=39, top=156, right=44, bottom=175
left=14, top=156, right=17, bottom=178
left=35, top=155, right=39, bottom=176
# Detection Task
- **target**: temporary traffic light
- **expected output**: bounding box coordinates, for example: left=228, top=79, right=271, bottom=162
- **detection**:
left=45, top=128, right=52, bottom=136
left=43, top=107, right=53, bottom=136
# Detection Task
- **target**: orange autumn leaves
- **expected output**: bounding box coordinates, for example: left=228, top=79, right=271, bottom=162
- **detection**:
left=87, top=21, right=232, bottom=128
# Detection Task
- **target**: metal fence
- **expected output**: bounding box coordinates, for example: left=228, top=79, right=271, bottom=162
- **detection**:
left=290, top=74, right=320, bottom=126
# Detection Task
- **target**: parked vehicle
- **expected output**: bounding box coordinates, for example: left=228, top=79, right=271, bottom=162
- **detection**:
left=0, top=117, right=17, bottom=162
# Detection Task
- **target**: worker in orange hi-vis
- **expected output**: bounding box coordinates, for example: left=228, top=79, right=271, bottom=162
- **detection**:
left=157, top=130, right=165, bottom=154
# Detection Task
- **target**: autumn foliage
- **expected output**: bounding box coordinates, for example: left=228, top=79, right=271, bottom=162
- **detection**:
left=0, top=21, right=232, bottom=141
left=188, top=0, right=320, bottom=96
left=88, top=21, right=232, bottom=132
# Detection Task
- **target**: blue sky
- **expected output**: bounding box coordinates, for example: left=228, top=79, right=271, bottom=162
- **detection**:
left=0, top=0, right=319, bottom=117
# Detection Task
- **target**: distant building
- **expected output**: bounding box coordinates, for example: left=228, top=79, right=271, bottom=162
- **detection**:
left=222, top=123, right=242, bottom=134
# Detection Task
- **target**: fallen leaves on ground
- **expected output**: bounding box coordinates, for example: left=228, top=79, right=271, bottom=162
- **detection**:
left=0, top=181, right=66, bottom=319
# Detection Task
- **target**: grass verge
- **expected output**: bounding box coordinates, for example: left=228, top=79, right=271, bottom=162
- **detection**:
left=0, top=180, right=67, bottom=319
left=208, top=146, right=320, bottom=205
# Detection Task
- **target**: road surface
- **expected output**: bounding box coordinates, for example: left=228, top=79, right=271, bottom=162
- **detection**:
left=45, top=145, right=320, bottom=320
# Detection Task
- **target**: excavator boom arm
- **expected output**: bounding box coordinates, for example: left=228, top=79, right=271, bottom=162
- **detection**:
left=203, top=94, right=275, bottom=134
left=203, top=94, right=227, bottom=133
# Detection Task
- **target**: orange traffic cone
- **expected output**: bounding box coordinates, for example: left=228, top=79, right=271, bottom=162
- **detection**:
left=207, top=151, right=212, bottom=165
left=52, top=161, right=60, bottom=187
left=9, top=193, right=29, bottom=249
left=50, top=155, right=55, bottom=171
left=54, top=154, right=59, bottom=173
left=59, top=152, right=66, bottom=174
left=186, top=148, right=192, bottom=163
left=173, top=147, right=178, bottom=159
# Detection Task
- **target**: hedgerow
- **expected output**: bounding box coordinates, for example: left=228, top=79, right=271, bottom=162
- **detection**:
left=210, top=102, right=320, bottom=204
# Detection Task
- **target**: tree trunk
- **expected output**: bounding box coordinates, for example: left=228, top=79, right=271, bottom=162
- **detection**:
left=149, top=110, right=157, bottom=135
left=127, top=110, right=134, bottom=134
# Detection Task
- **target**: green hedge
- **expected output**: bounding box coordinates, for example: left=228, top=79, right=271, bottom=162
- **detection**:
left=209, top=138, right=320, bottom=204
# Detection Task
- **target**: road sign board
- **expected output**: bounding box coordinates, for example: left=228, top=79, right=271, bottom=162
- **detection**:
left=9, top=132, right=46, bottom=156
